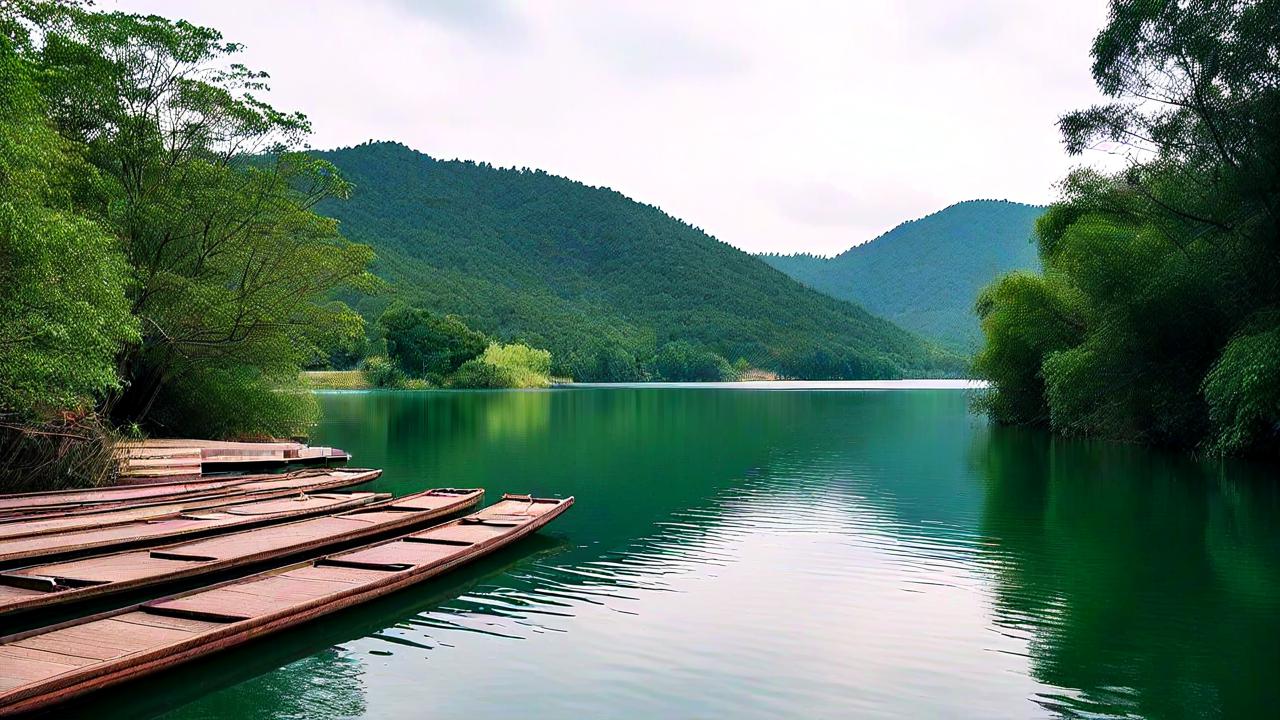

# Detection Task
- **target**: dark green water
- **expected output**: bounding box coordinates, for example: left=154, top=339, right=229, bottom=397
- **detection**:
left=110, top=386, right=1278, bottom=719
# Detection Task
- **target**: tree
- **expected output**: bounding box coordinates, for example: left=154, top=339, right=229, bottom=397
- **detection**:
left=974, top=0, right=1280, bottom=455
left=0, top=33, right=136, bottom=419
left=565, top=342, right=645, bottom=382
left=379, top=304, right=489, bottom=381
left=655, top=341, right=732, bottom=382
left=26, top=8, right=376, bottom=436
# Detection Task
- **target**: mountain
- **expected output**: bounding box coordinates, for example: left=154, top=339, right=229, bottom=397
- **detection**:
left=312, top=141, right=960, bottom=381
left=760, top=200, right=1045, bottom=351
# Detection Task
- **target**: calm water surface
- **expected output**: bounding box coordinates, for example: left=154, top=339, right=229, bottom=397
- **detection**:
left=100, top=386, right=1279, bottom=719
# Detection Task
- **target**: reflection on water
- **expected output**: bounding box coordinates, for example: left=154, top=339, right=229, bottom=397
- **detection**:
left=123, top=387, right=1279, bottom=720
left=976, top=428, right=1280, bottom=719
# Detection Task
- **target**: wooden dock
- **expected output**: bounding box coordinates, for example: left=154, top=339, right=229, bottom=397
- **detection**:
left=114, top=439, right=351, bottom=481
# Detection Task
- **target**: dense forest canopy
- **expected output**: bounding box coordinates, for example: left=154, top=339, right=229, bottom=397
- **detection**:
left=761, top=200, right=1044, bottom=351
left=311, top=141, right=961, bottom=381
left=974, top=0, right=1280, bottom=457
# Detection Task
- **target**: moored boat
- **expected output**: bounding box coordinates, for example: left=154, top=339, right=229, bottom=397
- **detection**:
left=0, top=494, right=572, bottom=715
left=0, top=476, right=254, bottom=518
left=0, top=486, right=390, bottom=569
left=0, top=467, right=369, bottom=521
left=0, top=488, right=484, bottom=617
left=0, top=469, right=382, bottom=542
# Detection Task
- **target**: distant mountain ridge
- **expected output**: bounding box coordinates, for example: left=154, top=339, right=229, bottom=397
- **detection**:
left=312, top=141, right=960, bottom=380
left=760, top=200, right=1045, bottom=350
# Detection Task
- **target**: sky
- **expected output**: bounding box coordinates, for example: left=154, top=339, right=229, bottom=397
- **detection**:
left=109, top=0, right=1113, bottom=256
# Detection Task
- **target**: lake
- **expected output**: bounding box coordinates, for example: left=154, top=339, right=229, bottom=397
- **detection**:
left=105, top=385, right=1278, bottom=719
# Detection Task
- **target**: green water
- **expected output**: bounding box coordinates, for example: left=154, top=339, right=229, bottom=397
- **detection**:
left=104, top=386, right=1278, bottom=719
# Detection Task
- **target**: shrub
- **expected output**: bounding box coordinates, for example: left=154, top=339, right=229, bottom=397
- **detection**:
left=1203, top=319, right=1280, bottom=457
left=448, top=343, right=552, bottom=389
left=360, top=355, right=405, bottom=388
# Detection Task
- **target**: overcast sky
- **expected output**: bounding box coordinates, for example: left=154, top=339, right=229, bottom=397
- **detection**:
left=110, top=0, right=1112, bottom=256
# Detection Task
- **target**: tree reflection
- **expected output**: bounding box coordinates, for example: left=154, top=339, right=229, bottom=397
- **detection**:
left=975, top=426, right=1280, bottom=719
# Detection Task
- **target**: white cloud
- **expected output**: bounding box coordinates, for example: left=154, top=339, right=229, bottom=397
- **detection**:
left=107, top=0, right=1113, bottom=255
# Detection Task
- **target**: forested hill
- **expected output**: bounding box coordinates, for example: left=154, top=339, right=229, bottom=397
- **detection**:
left=312, top=141, right=959, bottom=381
left=760, top=200, right=1044, bottom=351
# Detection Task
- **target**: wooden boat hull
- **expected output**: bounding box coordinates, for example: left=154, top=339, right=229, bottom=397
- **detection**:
left=0, top=475, right=387, bottom=569
left=0, top=477, right=257, bottom=518
left=0, top=468, right=371, bottom=522
left=0, top=495, right=572, bottom=715
left=0, top=488, right=484, bottom=617
left=0, top=469, right=382, bottom=543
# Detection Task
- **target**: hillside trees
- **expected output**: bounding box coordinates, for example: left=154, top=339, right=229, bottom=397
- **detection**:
left=311, top=141, right=961, bottom=382
left=974, top=0, right=1280, bottom=455
left=655, top=341, right=734, bottom=382
left=761, top=200, right=1044, bottom=351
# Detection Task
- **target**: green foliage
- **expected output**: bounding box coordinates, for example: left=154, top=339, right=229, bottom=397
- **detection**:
left=378, top=304, right=488, bottom=382
left=143, top=366, right=318, bottom=440
left=17, top=7, right=376, bottom=437
left=565, top=343, right=645, bottom=383
left=972, top=272, right=1083, bottom=426
left=973, top=0, right=1280, bottom=456
left=449, top=343, right=553, bottom=389
left=655, top=341, right=733, bottom=382
left=762, top=200, right=1045, bottom=351
left=0, top=35, right=137, bottom=419
left=360, top=355, right=405, bottom=389
left=311, top=142, right=961, bottom=381
left=1203, top=318, right=1280, bottom=456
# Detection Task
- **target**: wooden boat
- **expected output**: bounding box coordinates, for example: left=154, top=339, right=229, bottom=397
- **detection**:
left=0, top=476, right=257, bottom=517
left=0, top=469, right=383, bottom=541
left=0, top=494, right=572, bottom=715
left=0, top=488, right=484, bottom=617
left=0, top=466, right=365, bottom=520
left=0, top=489, right=389, bottom=569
